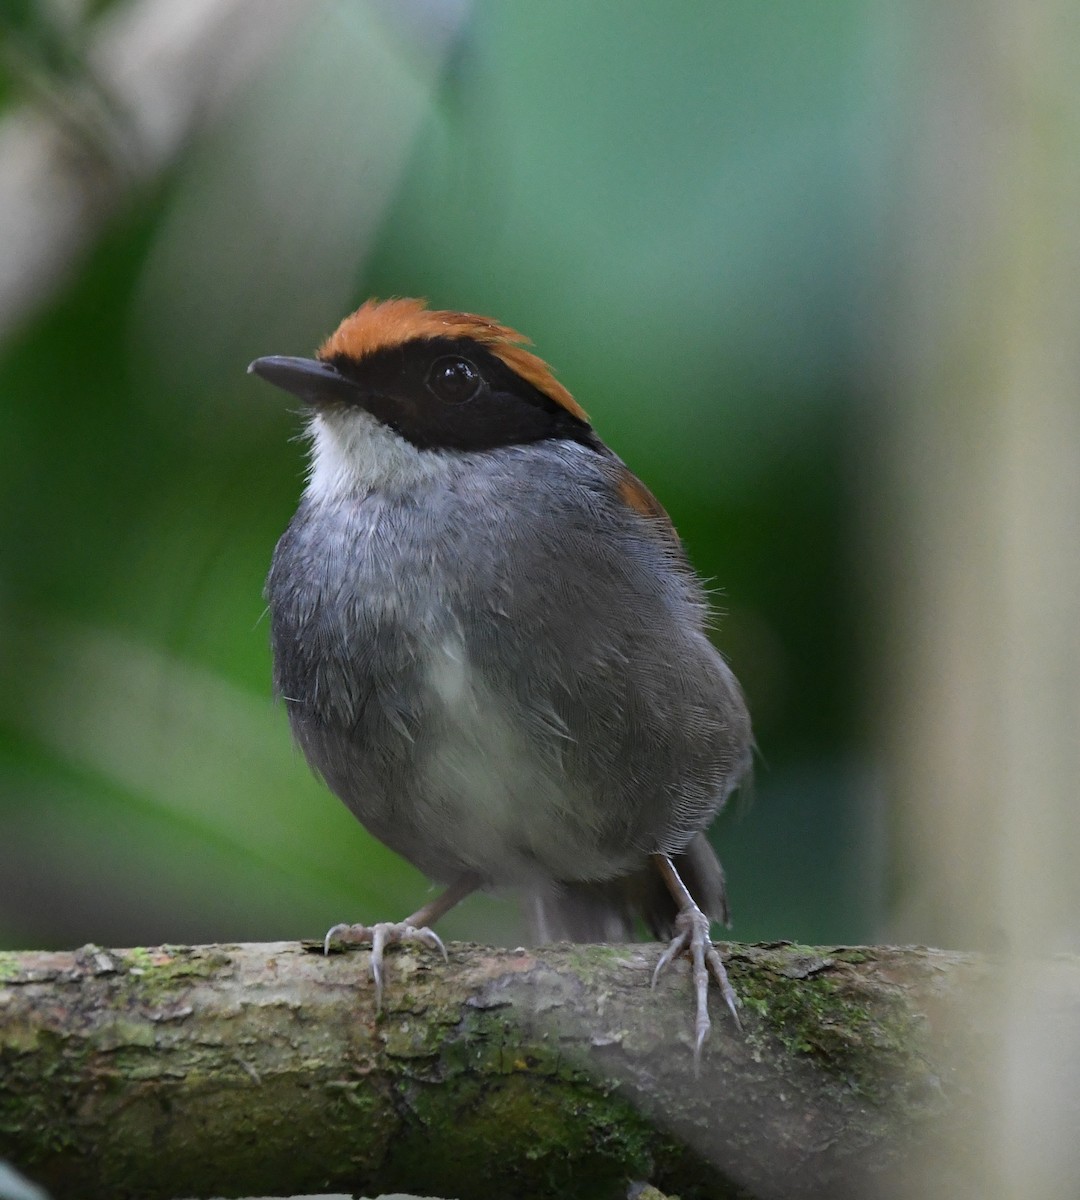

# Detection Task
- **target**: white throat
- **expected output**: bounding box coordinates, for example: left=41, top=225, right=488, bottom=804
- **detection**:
left=304, top=409, right=450, bottom=501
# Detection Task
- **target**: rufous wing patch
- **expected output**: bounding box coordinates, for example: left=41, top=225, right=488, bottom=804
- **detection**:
left=616, top=466, right=680, bottom=536
left=317, top=297, right=588, bottom=422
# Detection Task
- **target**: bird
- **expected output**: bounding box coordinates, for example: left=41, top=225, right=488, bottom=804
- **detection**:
left=249, top=297, right=753, bottom=1062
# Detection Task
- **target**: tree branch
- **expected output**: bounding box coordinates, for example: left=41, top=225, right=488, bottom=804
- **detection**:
left=0, top=939, right=998, bottom=1199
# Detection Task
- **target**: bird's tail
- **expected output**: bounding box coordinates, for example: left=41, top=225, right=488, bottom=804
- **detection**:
left=525, top=832, right=730, bottom=944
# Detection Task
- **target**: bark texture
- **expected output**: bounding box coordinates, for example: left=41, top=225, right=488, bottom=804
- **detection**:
left=0, top=939, right=997, bottom=1199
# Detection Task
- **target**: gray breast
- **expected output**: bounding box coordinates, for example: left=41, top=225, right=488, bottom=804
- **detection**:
left=265, top=443, right=751, bottom=887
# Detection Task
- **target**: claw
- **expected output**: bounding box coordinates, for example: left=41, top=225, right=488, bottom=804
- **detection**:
left=412, top=926, right=448, bottom=960
left=323, top=921, right=367, bottom=956
left=651, top=933, right=686, bottom=986
left=653, top=903, right=740, bottom=1071
left=320, top=919, right=447, bottom=1011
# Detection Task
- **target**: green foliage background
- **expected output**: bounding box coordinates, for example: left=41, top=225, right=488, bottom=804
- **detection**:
left=0, top=1, right=897, bottom=952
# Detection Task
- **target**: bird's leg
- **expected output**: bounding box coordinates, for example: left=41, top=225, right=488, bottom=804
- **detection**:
left=323, top=872, right=480, bottom=1010
left=650, top=852, right=740, bottom=1068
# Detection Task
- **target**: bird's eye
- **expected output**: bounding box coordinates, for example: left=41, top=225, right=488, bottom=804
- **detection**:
left=427, top=356, right=480, bottom=403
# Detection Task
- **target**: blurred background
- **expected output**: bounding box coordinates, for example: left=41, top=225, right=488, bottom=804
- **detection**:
left=0, top=1, right=1078, bottom=1187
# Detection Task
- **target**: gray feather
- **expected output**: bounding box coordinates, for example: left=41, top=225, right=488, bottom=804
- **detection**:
left=266, top=437, right=752, bottom=929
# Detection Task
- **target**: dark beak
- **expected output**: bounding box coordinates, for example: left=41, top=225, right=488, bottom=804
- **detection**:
left=247, top=356, right=357, bottom=405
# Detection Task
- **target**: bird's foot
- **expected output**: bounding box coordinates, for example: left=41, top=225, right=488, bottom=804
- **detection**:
left=323, top=920, right=447, bottom=1011
left=652, top=901, right=741, bottom=1069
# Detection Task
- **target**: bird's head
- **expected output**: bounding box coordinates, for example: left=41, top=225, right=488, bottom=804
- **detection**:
left=249, top=298, right=595, bottom=496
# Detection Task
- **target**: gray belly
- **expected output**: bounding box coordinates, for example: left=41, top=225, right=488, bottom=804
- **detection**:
left=268, top=466, right=750, bottom=891
left=288, top=631, right=644, bottom=887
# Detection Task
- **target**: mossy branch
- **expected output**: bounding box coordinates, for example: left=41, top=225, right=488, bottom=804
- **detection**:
left=0, top=939, right=992, bottom=1199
